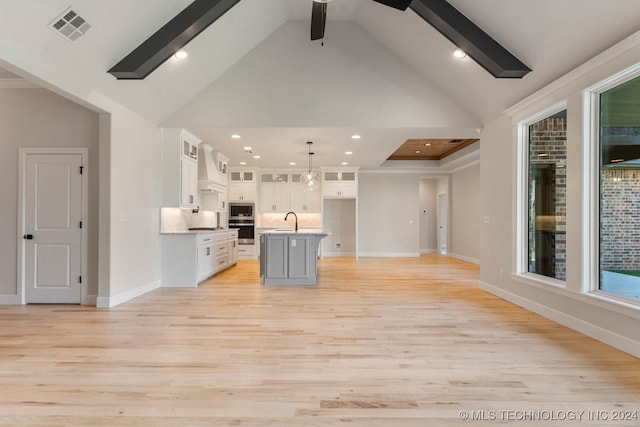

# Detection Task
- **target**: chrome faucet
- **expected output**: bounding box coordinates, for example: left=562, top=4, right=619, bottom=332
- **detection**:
left=284, top=211, right=298, bottom=232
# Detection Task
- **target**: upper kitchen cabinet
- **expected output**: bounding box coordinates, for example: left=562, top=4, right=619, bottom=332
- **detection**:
left=260, top=172, right=290, bottom=212
left=228, top=169, right=257, bottom=202
left=290, top=172, right=321, bottom=212
left=161, top=128, right=201, bottom=209
left=321, top=168, right=359, bottom=198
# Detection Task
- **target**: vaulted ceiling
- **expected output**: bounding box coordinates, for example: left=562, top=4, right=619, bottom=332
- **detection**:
left=2, top=0, right=640, bottom=169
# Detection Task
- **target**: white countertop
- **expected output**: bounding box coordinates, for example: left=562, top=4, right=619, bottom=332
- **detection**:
left=262, top=228, right=327, bottom=235
left=161, top=229, right=236, bottom=235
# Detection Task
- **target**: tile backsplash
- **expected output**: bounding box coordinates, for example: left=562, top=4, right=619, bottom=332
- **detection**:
left=160, top=207, right=218, bottom=232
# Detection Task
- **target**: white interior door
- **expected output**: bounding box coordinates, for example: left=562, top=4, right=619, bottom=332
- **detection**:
left=24, top=153, right=83, bottom=303
left=437, top=193, right=448, bottom=255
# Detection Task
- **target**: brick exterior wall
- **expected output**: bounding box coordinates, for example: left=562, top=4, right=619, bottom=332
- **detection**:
left=600, top=168, right=640, bottom=271
left=528, top=115, right=567, bottom=280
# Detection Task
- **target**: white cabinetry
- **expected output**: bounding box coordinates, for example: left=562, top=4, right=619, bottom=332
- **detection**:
left=322, top=169, right=358, bottom=198
left=197, top=234, right=216, bottom=282
left=290, top=172, right=321, bottom=212
left=260, top=173, right=290, bottom=212
left=162, top=128, right=201, bottom=208
left=161, top=230, right=238, bottom=287
left=229, top=170, right=257, bottom=202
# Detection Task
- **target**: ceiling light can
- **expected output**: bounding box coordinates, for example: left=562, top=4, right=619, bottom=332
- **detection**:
left=453, top=49, right=466, bottom=59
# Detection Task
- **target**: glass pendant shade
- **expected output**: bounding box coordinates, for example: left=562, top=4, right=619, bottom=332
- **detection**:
left=300, top=171, right=319, bottom=191
left=301, top=141, right=319, bottom=192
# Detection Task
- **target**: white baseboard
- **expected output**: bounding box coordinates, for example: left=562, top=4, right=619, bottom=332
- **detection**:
left=322, top=251, right=357, bottom=257
left=420, top=249, right=437, bottom=254
left=82, top=294, right=98, bottom=306
left=0, top=295, right=21, bottom=305
left=97, top=280, right=161, bottom=308
left=480, top=281, right=640, bottom=358
left=357, top=252, right=420, bottom=258
left=450, top=253, right=480, bottom=265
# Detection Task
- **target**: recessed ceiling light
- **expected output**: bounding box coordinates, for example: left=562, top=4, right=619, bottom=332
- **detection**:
left=415, top=150, right=421, bottom=154
left=243, top=146, right=252, bottom=152
left=231, top=134, right=241, bottom=139
left=253, top=155, right=261, bottom=159
left=341, top=162, right=349, bottom=166
left=352, top=134, right=361, bottom=140
left=239, top=161, right=247, bottom=165
left=453, top=49, right=466, bottom=59
left=174, top=50, right=187, bottom=59
left=425, top=143, right=432, bottom=147
left=289, top=162, right=296, bottom=166
left=345, top=151, right=353, bottom=155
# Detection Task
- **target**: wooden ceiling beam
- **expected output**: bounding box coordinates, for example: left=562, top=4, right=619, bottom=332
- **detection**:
left=409, top=0, right=531, bottom=78
left=108, top=0, right=241, bottom=79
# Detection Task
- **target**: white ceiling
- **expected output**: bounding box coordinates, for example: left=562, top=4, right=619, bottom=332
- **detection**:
left=2, top=0, right=640, bottom=169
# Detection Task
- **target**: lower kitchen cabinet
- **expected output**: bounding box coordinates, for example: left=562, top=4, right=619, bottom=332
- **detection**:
left=162, top=230, right=238, bottom=287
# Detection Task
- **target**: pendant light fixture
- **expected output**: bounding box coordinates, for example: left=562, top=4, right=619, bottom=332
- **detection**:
left=300, top=141, right=319, bottom=192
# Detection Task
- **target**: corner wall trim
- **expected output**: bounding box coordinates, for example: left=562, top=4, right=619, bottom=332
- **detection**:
left=449, top=252, right=479, bottom=264
left=96, top=280, right=160, bottom=308
left=479, top=280, right=640, bottom=358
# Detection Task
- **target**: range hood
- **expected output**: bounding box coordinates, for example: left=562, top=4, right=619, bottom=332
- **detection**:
left=198, top=144, right=226, bottom=193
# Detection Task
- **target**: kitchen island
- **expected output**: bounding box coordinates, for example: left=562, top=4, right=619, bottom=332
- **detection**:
left=260, top=229, right=328, bottom=285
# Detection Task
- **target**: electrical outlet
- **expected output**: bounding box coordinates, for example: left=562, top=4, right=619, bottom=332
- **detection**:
left=335, top=243, right=341, bottom=249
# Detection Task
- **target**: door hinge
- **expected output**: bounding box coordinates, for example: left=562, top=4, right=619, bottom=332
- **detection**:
left=79, top=276, right=82, bottom=284
left=79, top=221, right=83, bottom=229
left=80, top=166, right=84, bottom=175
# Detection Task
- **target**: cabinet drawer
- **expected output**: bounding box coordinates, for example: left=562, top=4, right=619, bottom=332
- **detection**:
left=216, top=255, right=228, bottom=268
left=197, top=234, right=215, bottom=245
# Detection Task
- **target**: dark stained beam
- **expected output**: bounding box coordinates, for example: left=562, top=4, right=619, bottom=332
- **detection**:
left=409, top=0, right=531, bottom=78
left=108, top=0, right=241, bottom=80
left=372, top=0, right=412, bottom=11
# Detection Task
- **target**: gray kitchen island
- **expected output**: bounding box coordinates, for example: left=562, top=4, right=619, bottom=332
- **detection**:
left=259, top=229, right=328, bottom=285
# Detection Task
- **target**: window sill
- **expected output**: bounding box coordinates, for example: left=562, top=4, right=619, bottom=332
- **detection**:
left=512, top=273, right=640, bottom=321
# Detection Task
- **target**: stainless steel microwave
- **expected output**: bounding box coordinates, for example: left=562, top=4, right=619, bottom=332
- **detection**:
left=229, top=202, right=254, bottom=219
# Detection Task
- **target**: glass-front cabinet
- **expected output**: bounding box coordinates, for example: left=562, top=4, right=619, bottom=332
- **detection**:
left=321, top=168, right=358, bottom=198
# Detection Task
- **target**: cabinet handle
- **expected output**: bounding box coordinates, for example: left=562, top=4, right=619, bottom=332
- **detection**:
left=206, top=247, right=210, bottom=256
left=190, top=195, right=194, bottom=203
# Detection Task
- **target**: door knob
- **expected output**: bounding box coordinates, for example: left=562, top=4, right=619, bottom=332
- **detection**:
left=23, top=234, right=34, bottom=240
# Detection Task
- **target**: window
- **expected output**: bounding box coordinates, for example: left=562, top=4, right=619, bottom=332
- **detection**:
left=598, top=75, right=640, bottom=301
left=525, top=109, right=567, bottom=281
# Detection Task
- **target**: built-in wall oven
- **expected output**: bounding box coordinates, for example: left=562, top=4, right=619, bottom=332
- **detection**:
left=229, top=203, right=255, bottom=245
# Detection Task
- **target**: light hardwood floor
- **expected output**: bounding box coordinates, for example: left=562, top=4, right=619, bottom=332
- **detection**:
left=1, top=255, right=639, bottom=426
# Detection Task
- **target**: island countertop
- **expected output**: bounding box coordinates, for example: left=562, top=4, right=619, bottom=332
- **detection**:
left=261, top=228, right=328, bottom=235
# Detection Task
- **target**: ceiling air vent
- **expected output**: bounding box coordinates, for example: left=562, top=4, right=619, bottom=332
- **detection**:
left=49, top=7, right=90, bottom=42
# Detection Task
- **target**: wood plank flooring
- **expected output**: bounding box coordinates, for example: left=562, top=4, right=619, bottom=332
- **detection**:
left=1, top=254, right=639, bottom=426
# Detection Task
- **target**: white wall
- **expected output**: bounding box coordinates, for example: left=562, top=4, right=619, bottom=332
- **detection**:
left=450, top=163, right=481, bottom=263
left=358, top=172, right=419, bottom=256
left=480, top=33, right=640, bottom=357
left=0, top=88, right=100, bottom=301
left=322, top=198, right=356, bottom=256
left=92, top=94, right=162, bottom=307
left=419, top=178, right=438, bottom=252
left=165, top=21, right=480, bottom=129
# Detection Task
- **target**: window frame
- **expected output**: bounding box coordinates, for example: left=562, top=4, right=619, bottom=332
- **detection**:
left=583, top=63, right=640, bottom=305
left=516, top=101, right=568, bottom=288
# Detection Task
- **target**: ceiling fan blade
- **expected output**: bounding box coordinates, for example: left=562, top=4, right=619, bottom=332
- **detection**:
left=371, top=0, right=412, bottom=11
left=311, top=1, right=327, bottom=40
